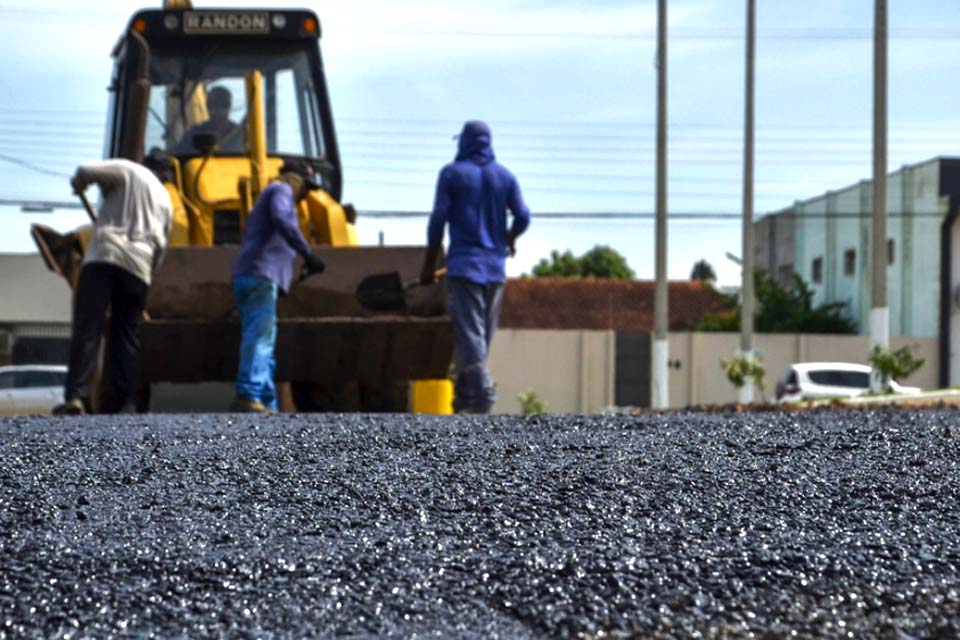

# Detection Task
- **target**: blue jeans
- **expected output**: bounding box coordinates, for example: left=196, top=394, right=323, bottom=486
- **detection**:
left=447, top=276, right=504, bottom=413
left=233, top=275, right=279, bottom=410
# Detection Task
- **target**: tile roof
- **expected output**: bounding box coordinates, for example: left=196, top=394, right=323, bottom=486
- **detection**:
left=499, top=278, right=733, bottom=332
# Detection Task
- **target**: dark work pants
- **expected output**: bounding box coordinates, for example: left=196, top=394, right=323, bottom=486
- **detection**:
left=64, top=262, right=148, bottom=412
left=447, top=276, right=504, bottom=414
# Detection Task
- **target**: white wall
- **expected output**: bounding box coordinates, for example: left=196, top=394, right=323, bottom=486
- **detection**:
left=671, top=332, right=938, bottom=407
left=489, top=329, right=939, bottom=412
left=0, top=253, right=71, bottom=323
left=489, top=329, right=615, bottom=414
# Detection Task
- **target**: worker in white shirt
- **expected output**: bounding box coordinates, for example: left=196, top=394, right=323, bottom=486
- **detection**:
left=53, top=150, right=174, bottom=415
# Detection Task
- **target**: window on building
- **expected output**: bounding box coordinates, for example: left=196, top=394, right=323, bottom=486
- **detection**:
left=777, top=264, right=794, bottom=288
left=812, top=257, right=823, bottom=284
left=888, top=239, right=895, bottom=265
left=844, top=249, right=856, bottom=276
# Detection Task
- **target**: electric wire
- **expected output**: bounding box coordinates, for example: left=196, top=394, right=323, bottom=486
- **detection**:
left=0, top=153, right=71, bottom=178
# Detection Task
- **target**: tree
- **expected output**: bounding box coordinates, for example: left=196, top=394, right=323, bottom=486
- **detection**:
left=531, top=245, right=634, bottom=280
left=531, top=250, right=582, bottom=278
left=690, top=259, right=717, bottom=283
left=696, top=269, right=857, bottom=334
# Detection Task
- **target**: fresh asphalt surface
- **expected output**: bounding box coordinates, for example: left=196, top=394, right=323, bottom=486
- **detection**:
left=1, top=410, right=959, bottom=638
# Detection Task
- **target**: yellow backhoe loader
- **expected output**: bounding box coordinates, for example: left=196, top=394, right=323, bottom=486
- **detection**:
left=32, top=0, right=453, bottom=412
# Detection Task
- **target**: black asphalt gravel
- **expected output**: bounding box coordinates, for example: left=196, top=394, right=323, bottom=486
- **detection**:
left=1, top=410, right=960, bottom=639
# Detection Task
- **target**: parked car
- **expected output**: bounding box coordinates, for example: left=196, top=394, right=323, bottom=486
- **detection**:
left=774, top=362, right=921, bottom=403
left=0, top=364, right=68, bottom=415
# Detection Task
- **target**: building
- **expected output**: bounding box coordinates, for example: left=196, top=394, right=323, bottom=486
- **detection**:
left=0, top=253, right=72, bottom=365
left=754, top=157, right=960, bottom=385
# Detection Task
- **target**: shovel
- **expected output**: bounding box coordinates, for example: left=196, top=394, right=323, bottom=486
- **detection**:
left=356, top=268, right=446, bottom=312
left=77, top=190, right=97, bottom=223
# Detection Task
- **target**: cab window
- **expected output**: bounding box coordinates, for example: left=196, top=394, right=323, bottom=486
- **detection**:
left=142, top=42, right=325, bottom=159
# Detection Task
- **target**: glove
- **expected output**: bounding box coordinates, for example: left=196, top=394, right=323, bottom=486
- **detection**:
left=301, top=253, right=325, bottom=278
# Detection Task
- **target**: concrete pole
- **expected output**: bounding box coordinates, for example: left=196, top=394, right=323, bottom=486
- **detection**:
left=871, top=0, right=889, bottom=391
left=652, top=0, right=669, bottom=409
left=739, top=0, right=756, bottom=405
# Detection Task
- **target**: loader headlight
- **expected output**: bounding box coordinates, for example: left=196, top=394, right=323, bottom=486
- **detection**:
left=271, top=14, right=287, bottom=29
left=164, top=14, right=179, bottom=30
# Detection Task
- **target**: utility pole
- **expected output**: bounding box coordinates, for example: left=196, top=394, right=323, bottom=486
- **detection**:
left=871, top=0, right=889, bottom=391
left=739, top=0, right=756, bottom=404
left=652, top=0, right=669, bottom=409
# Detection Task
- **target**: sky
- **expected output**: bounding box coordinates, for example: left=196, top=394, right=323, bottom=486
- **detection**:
left=1, top=0, right=960, bottom=285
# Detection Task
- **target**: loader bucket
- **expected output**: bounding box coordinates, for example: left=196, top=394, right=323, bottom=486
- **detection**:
left=140, top=245, right=453, bottom=410
left=144, top=245, right=446, bottom=320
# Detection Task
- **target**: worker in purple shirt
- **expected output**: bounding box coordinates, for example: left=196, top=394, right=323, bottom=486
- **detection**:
left=420, top=120, right=531, bottom=413
left=231, top=160, right=325, bottom=412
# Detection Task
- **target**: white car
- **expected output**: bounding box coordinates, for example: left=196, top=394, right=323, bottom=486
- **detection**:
left=0, top=364, right=68, bottom=415
left=774, top=362, right=921, bottom=403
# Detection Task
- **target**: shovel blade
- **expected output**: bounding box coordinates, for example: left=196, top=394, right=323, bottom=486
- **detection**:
left=31, top=223, right=86, bottom=289
left=356, top=271, right=408, bottom=312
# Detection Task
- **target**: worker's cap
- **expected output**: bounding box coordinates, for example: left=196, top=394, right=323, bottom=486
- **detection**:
left=452, top=120, right=491, bottom=141
left=142, top=147, right=173, bottom=181
left=280, top=159, right=323, bottom=190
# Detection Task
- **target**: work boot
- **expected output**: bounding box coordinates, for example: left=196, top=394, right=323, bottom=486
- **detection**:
left=52, top=398, right=86, bottom=416
left=229, top=396, right=268, bottom=413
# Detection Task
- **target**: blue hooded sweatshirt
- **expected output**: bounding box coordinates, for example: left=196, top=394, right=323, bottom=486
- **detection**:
left=231, top=181, right=312, bottom=293
left=427, top=120, right=531, bottom=284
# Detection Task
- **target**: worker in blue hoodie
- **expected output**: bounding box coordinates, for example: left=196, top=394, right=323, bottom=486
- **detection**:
left=420, top=120, right=531, bottom=413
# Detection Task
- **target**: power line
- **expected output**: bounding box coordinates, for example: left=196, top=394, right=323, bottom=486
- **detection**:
left=5, top=129, right=958, bottom=154
left=0, top=144, right=913, bottom=169
left=341, top=152, right=883, bottom=167
left=356, top=210, right=947, bottom=220
left=344, top=166, right=831, bottom=185
left=335, top=115, right=960, bottom=132
left=0, top=153, right=71, bottom=178
left=335, top=117, right=960, bottom=135
left=0, top=197, right=944, bottom=221
left=1, top=109, right=957, bottom=139
left=0, top=107, right=103, bottom=116
left=338, top=131, right=960, bottom=146
left=0, top=144, right=927, bottom=176
left=332, top=24, right=960, bottom=41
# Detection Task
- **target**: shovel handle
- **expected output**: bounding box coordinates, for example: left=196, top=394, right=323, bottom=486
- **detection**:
left=77, top=191, right=97, bottom=224
left=409, top=267, right=446, bottom=289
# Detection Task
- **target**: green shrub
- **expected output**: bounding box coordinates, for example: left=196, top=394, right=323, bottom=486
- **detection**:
left=720, top=354, right=766, bottom=402
left=868, top=345, right=925, bottom=392
left=517, top=389, right=548, bottom=415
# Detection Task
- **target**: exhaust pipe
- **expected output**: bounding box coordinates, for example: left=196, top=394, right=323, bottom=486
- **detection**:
left=120, top=30, right=152, bottom=163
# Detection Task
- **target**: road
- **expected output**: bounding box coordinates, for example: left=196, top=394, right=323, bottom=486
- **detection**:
left=1, top=410, right=959, bottom=638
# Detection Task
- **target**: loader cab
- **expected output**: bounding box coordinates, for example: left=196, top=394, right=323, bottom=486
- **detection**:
left=105, top=8, right=343, bottom=244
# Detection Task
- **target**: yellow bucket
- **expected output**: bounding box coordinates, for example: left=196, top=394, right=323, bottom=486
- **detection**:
left=411, top=379, right=454, bottom=414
